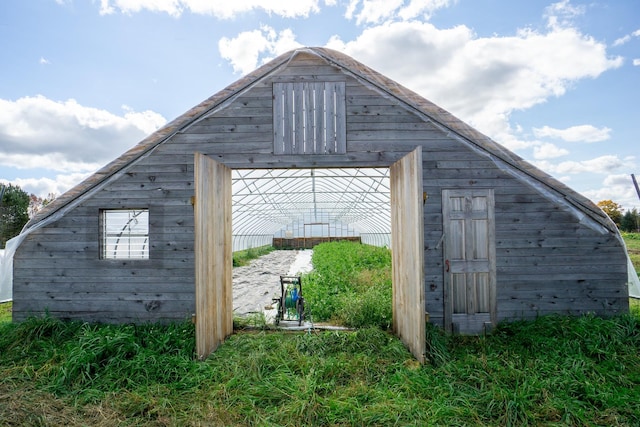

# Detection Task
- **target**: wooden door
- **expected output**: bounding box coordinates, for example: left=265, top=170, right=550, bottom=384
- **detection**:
left=390, top=147, right=425, bottom=363
left=194, top=153, right=233, bottom=359
left=442, top=189, right=496, bottom=334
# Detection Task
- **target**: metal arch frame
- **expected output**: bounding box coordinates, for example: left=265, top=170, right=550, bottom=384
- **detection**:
left=231, top=168, right=391, bottom=250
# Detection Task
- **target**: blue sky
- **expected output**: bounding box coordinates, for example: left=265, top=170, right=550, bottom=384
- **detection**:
left=1, top=0, right=639, bottom=211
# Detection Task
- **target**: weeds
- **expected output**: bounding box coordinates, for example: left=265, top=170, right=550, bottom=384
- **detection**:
left=233, top=311, right=271, bottom=330
left=232, top=245, right=275, bottom=267
left=0, top=301, right=10, bottom=323
left=303, top=241, right=392, bottom=328
left=0, top=311, right=639, bottom=425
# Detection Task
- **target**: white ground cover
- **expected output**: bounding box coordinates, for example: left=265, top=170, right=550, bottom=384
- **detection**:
left=232, top=249, right=313, bottom=316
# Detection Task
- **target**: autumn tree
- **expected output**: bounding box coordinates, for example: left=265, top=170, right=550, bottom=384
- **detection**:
left=597, top=200, right=623, bottom=227
left=29, top=192, right=56, bottom=217
left=0, top=184, right=30, bottom=248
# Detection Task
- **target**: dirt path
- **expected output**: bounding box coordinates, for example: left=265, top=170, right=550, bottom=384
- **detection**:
left=232, top=250, right=313, bottom=316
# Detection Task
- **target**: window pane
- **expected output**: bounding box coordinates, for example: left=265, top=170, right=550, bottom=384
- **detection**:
left=102, top=209, right=149, bottom=259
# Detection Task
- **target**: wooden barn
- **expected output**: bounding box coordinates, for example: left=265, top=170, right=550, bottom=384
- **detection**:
left=11, top=47, right=629, bottom=361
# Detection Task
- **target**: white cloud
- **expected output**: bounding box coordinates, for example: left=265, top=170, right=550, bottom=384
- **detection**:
left=345, top=0, right=403, bottom=24
left=613, top=28, right=640, bottom=47
left=99, top=0, right=330, bottom=19
left=634, top=59, right=640, bottom=66
left=533, top=125, right=611, bottom=143
left=39, top=57, right=50, bottom=65
left=534, top=155, right=635, bottom=175
left=613, top=34, right=632, bottom=47
left=398, top=0, right=454, bottom=21
left=1, top=173, right=91, bottom=199
left=543, top=0, right=585, bottom=30
left=345, top=0, right=455, bottom=25
left=532, top=142, right=569, bottom=160
left=218, top=26, right=302, bottom=75
left=0, top=96, right=166, bottom=173
left=327, top=18, right=622, bottom=139
left=583, top=174, right=640, bottom=209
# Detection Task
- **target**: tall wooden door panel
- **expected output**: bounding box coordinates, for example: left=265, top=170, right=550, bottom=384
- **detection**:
left=442, top=189, right=496, bottom=334
left=194, top=152, right=233, bottom=359
left=390, top=147, right=425, bottom=363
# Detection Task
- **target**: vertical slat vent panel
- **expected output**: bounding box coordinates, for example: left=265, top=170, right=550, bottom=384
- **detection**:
left=273, top=82, right=346, bottom=155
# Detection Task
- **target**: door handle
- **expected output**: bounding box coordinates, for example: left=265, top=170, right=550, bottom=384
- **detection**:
left=445, top=259, right=450, bottom=273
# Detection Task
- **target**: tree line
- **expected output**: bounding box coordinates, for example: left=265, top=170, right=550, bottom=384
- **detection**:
left=597, top=200, right=640, bottom=232
left=0, top=184, right=55, bottom=248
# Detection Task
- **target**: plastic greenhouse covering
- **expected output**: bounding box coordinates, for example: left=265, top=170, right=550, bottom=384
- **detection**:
left=232, top=168, right=391, bottom=251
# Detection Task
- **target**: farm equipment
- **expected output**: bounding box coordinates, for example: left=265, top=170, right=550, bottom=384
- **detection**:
left=273, top=275, right=305, bottom=326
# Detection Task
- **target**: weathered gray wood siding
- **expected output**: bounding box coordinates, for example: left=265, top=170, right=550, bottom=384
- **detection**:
left=13, top=51, right=628, bottom=325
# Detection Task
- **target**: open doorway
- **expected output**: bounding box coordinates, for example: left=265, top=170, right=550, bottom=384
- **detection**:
left=194, top=148, right=425, bottom=362
left=230, top=167, right=391, bottom=326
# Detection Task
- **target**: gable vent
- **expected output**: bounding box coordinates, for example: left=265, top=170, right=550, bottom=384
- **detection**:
left=273, top=81, right=346, bottom=155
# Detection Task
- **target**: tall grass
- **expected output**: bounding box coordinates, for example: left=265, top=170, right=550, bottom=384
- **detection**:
left=303, top=241, right=392, bottom=328
left=623, top=232, right=640, bottom=276
left=1, top=313, right=638, bottom=426
left=232, top=245, right=275, bottom=267
left=0, top=301, right=11, bottom=323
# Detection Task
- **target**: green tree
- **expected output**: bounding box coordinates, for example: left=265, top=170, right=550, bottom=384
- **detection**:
left=621, top=208, right=640, bottom=232
left=597, top=199, right=623, bottom=227
left=0, top=184, right=30, bottom=248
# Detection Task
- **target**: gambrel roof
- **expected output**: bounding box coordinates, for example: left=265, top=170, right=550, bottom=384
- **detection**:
left=24, top=47, right=615, bottom=235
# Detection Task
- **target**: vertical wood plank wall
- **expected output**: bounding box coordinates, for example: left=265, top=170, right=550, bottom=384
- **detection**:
left=390, top=147, right=425, bottom=363
left=194, top=153, right=233, bottom=359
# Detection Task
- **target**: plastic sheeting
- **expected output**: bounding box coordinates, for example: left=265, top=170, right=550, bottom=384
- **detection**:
left=0, top=248, right=8, bottom=302
left=0, top=189, right=78, bottom=303
left=0, top=239, right=18, bottom=302
left=628, top=256, right=640, bottom=299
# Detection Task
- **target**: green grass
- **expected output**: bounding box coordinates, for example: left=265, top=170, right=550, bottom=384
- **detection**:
left=0, top=301, right=11, bottom=323
left=0, top=314, right=638, bottom=426
left=303, top=241, right=392, bottom=329
left=623, top=232, right=640, bottom=276
left=232, top=245, right=275, bottom=267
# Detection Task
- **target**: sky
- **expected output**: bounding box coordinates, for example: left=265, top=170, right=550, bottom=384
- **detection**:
left=1, top=0, right=639, bottom=212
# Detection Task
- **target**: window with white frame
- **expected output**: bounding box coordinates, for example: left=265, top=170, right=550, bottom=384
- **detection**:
left=101, top=209, right=149, bottom=259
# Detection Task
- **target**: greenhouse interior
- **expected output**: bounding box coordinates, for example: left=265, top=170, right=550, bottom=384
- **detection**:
left=231, top=168, right=391, bottom=252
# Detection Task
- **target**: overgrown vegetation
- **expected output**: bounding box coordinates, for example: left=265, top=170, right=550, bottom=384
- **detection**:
left=0, top=313, right=638, bottom=426
left=0, top=301, right=11, bottom=323
left=623, top=232, right=640, bottom=276
left=0, top=184, right=30, bottom=248
left=303, top=241, right=392, bottom=329
left=232, top=244, right=275, bottom=267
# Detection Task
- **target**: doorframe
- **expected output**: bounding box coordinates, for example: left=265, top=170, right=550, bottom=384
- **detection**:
left=194, top=148, right=425, bottom=361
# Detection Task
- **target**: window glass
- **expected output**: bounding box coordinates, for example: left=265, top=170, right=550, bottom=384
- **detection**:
left=102, top=209, right=149, bottom=259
